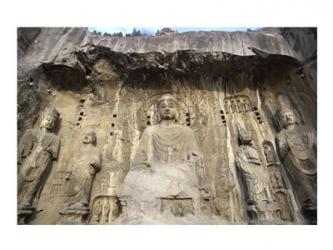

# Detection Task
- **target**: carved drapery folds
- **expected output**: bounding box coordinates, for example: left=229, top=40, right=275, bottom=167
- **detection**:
left=276, top=107, right=317, bottom=224
left=59, top=129, right=101, bottom=224
left=235, top=128, right=280, bottom=224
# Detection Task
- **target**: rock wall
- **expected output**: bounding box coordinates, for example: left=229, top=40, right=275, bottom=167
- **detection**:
left=17, top=27, right=317, bottom=224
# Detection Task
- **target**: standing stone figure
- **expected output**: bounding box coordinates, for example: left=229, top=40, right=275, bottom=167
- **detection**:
left=17, top=108, right=60, bottom=222
left=236, top=128, right=278, bottom=224
left=263, top=140, right=284, bottom=189
left=94, top=199, right=103, bottom=222
left=121, top=94, right=211, bottom=222
left=263, top=141, right=278, bottom=165
left=103, top=200, right=111, bottom=222
left=276, top=107, right=317, bottom=224
left=64, top=130, right=101, bottom=209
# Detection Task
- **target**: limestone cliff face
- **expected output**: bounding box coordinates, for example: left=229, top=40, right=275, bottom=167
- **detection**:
left=17, top=27, right=317, bottom=224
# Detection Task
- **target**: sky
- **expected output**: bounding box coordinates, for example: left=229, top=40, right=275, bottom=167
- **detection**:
left=88, top=27, right=260, bottom=36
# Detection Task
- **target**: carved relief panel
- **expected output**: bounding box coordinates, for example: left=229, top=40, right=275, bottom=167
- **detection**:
left=90, top=196, right=120, bottom=224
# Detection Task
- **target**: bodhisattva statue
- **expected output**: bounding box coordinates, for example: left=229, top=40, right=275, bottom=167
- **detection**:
left=121, top=94, right=210, bottom=219
left=236, top=128, right=278, bottom=224
left=276, top=107, right=317, bottom=224
left=64, top=129, right=101, bottom=210
left=17, top=108, right=60, bottom=221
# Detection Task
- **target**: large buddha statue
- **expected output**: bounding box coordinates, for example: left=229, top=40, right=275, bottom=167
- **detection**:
left=120, top=94, right=210, bottom=221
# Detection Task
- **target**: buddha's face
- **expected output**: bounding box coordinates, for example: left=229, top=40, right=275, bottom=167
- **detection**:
left=280, top=110, right=296, bottom=128
left=158, top=100, right=177, bottom=120
left=83, top=131, right=96, bottom=144
left=40, top=115, right=57, bottom=130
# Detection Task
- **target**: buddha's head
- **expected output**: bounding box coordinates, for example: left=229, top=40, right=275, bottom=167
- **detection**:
left=82, top=129, right=96, bottom=145
left=278, top=107, right=297, bottom=128
left=157, top=94, right=178, bottom=122
left=40, top=108, right=59, bottom=131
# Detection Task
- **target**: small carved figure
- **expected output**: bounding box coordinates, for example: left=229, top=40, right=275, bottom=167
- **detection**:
left=18, top=108, right=61, bottom=220
left=94, top=199, right=103, bottom=222
left=243, top=97, right=252, bottom=112
left=103, top=200, right=111, bottom=222
left=230, top=99, right=238, bottom=113
left=224, top=100, right=230, bottom=114
left=271, top=169, right=285, bottom=189
left=65, top=129, right=101, bottom=209
left=263, top=141, right=278, bottom=165
left=262, top=142, right=294, bottom=221
left=236, top=128, right=278, bottom=223
left=276, top=107, right=317, bottom=224
left=171, top=202, right=184, bottom=217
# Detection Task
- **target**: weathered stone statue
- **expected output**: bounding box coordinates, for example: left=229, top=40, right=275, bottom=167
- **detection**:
left=236, top=128, right=279, bottom=224
left=263, top=140, right=278, bottom=165
left=59, top=129, right=101, bottom=224
left=276, top=107, right=317, bottom=223
left=120, top=94, right=211, bottom=222
left=17, top=108, right=60, bottom=222
left=93, top=199, right=103, bottom=222
left=103, top=200, right=111, bottom=222
left=64, top=129, right=101, bottom=209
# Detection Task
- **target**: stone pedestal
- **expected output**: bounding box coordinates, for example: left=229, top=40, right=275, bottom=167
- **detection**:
left=59, top=207, right=90, bottom=224
left=17, top=206, right=35, bottom=225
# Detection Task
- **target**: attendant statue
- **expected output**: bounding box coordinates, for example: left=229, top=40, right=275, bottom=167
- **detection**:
left=18, top=108, right=60, bottom=220
left=64, top=129, right=101, bottom=209
left=276, top=107, right=317, bottom=223
left=236, top=128, right=278, bottom=223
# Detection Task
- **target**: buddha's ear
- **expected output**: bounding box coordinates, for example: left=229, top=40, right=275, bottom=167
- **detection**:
left=154, top=108, right=161, bottom=124
left=175, top=109, right=179, bottom=123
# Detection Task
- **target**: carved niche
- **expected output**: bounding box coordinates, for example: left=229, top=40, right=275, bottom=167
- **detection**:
left=224, top=95, right=252, bottom=114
